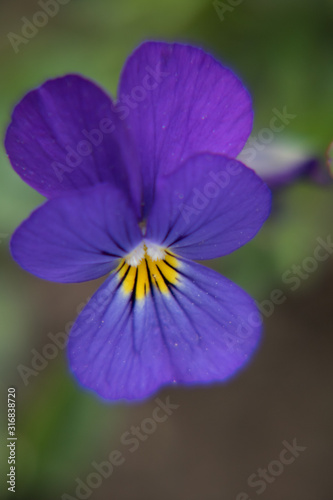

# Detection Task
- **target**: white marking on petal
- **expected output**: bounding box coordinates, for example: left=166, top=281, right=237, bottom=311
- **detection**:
left=125, top=242, right=145, bottom=266
left=146, top=242, right=166, bottom=262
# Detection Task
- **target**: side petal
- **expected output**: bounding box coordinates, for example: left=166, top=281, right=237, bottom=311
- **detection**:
left=146, top=153, right=271, bottom=260
left=118, top=41, right=253, bottom=210
left=10, top=183, right=142, bottom=283
left=5, top=75, right=133, bottom=199
left=68, top=256, right=261, bottom=401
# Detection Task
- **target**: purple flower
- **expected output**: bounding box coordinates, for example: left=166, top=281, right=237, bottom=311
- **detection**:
left=5, top=42, right=271, bottom=401
left=240, top=140, right=332, bottom=189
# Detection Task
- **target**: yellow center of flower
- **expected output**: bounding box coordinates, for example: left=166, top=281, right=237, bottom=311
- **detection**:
left=115, top=243, right=180, bottom=301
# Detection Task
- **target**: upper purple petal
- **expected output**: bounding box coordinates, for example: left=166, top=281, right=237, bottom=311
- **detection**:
left=118, top=41, right=253, bottom=212
left=146, top=153, right=271, bottom=260
left=5, top=75, right=136, bottom=200
left=10, top=183, right=142, bottom=283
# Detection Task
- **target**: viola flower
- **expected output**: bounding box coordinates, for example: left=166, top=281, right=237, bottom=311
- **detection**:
left=239, top=139, right=332, bottom=189
left=5, top=42, right=271, bottom=401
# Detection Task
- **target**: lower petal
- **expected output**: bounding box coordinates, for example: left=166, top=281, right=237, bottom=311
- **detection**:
left=68, top=255, right=262, bottom=401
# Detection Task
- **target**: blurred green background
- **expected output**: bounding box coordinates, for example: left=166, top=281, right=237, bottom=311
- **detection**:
left=1, top=0, right=333, bottom=499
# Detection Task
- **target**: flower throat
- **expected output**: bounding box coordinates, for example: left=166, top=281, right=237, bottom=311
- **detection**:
left=115, top=243, right=180, bottom=301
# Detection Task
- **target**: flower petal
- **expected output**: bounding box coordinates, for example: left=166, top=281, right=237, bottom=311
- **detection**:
left=5, top=75, right=133, bottom=199
left=10, top=183, right=142, bottom=283
left=68, top=256, right=261, bottom=401
left=118, top=41, right=253, bottom=210
left=145, top=153, right=271, bottom=260
left=239, top=140, right=331, bottom=188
